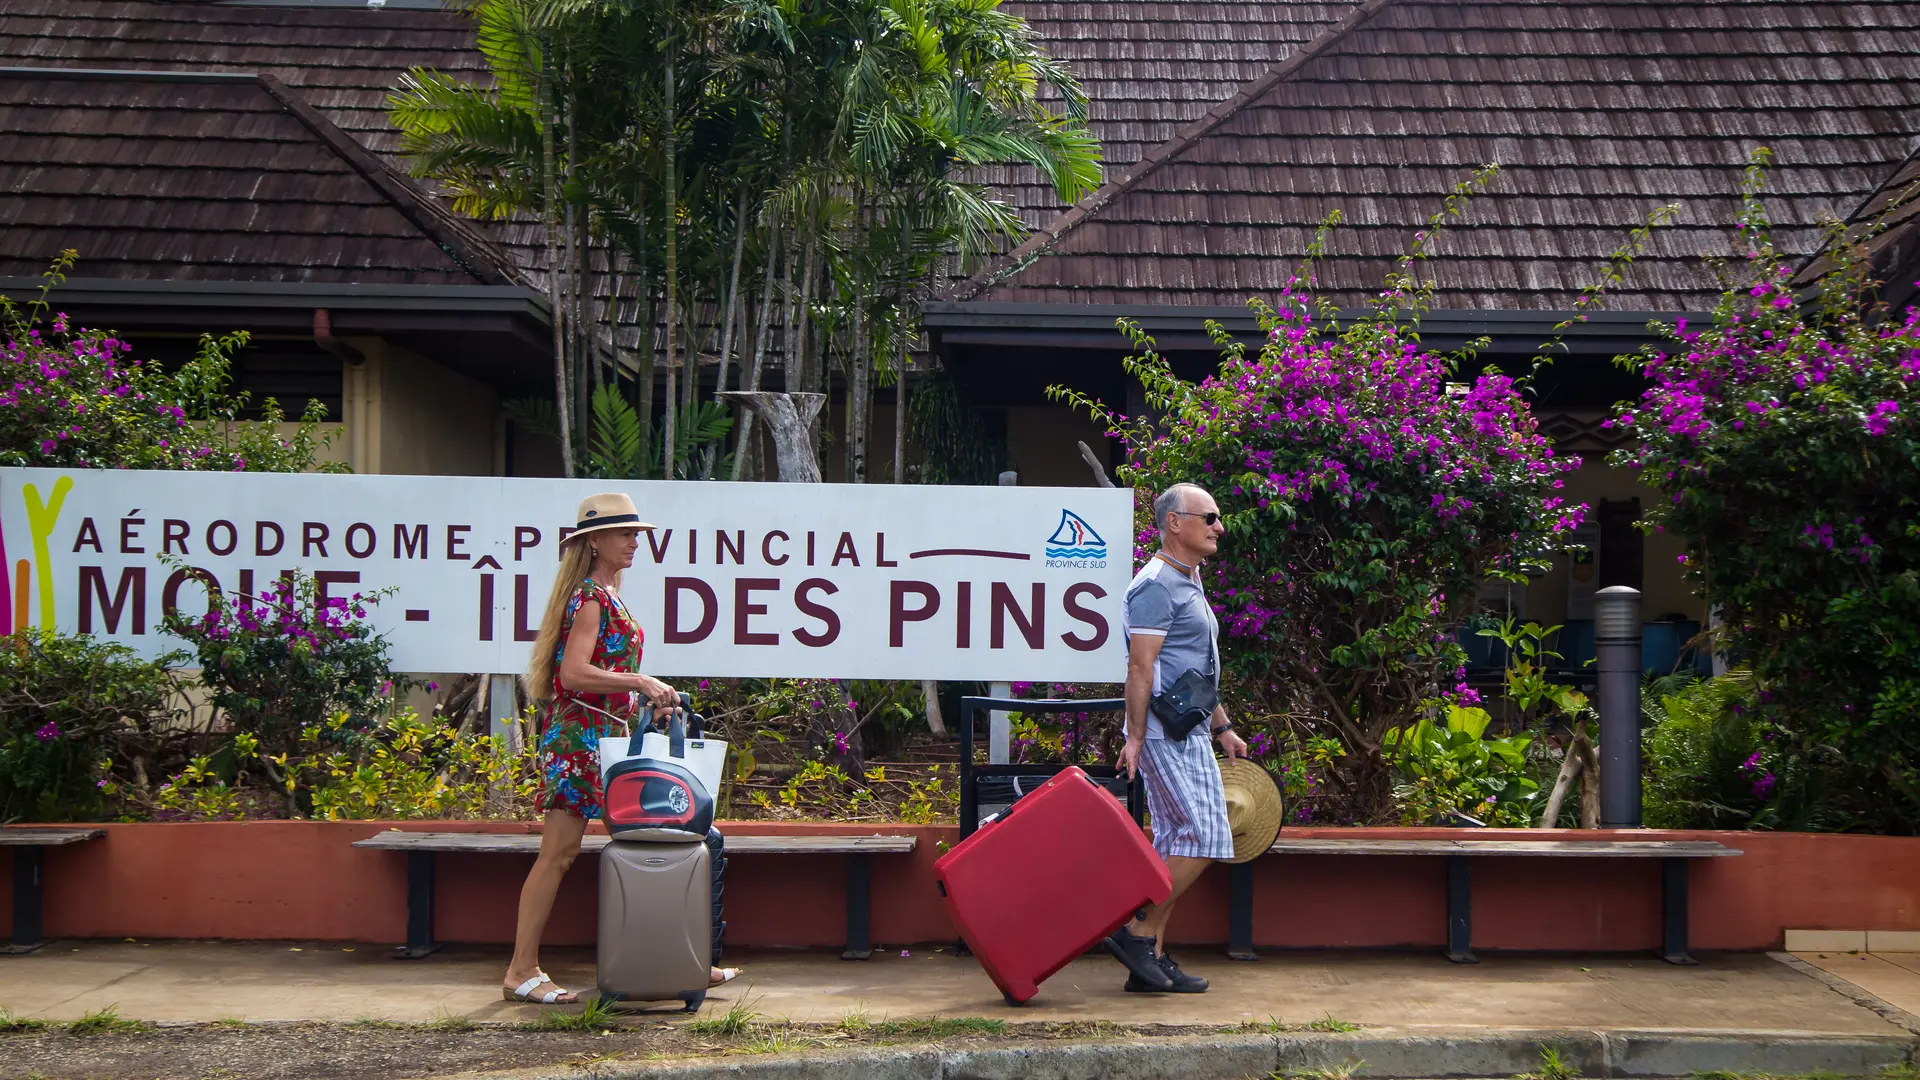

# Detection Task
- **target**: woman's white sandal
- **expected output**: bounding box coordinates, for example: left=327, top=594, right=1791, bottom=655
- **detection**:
left=505, top=976, right=577, bottom=1004
left=710, top=968, right=743, bottom=987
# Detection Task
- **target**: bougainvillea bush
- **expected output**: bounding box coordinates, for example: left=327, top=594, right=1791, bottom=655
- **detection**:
left=0, top=255, right=343, bottom=473
left=1055, top=187, right=1583, bottom=819
left=1609, top=159, right=1920, bottom=833
left=164, top=574, right=405, bottom=813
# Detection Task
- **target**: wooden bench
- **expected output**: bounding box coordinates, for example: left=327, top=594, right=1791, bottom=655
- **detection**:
left=1224, top=837, right=1742, bottom=965
left=1, top=827, right=106, bottom=955
left=351, top=831, right=917, bottom=962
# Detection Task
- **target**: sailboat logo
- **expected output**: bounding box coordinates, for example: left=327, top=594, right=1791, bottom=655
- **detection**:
left=1044, top=510, right=1107, bottom=559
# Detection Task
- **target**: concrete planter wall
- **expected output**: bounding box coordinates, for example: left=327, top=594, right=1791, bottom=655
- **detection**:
left=4, top=822, right=1915, bottom=951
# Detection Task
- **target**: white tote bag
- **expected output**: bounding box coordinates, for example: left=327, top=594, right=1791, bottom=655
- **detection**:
left=592, top=705, right=727, bottom=801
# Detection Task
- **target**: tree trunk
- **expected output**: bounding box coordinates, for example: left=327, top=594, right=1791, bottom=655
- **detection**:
left=564, top=85, right=588, bottom=454
left=633, top=200, right=654, bottom=470
left=893, top=342, right=907, bottom=483
left=808, top=246, right=828, bottom=467
left=715, top=189, right=749, bottom=414
left=683, top=296, right=702, bottom=418
left=717, top=392, right=825, bottom=482
left=1576, top=734, right=1601, bottom=829
left=598, top=242, right=619, bottom=392
left=537, top=45, right=573, bottom=476
left=921, top=679, right=944, bottom=735
left=1077, top=440, right=1115, bottom=487
left=796, top=234, right=817, bottom=395
left=1538, top=728, right=1602, bottom=829
left=571, top=210, right=590, bottom=447
left=611, top=250, right=637, bottom=469
left=661, top=53, right=678, bottom=475
left=732, top=224, right=781, bottom=480
left=847, top=197, right=867, bottom=483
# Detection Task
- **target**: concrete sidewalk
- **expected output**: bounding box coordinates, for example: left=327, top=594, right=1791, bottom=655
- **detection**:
left=0, top=940, right=1912, bottom=1035
left=1797, top=949, right=1920, bottom=1020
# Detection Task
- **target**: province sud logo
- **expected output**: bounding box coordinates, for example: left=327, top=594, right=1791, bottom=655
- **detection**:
left=1045, top=509, right=1106, bottom=567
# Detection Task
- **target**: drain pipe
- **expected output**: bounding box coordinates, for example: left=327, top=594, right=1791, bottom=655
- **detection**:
left=1594, top=586, right=1643, bottom=828
left=313, top=309, right=364, bottom=366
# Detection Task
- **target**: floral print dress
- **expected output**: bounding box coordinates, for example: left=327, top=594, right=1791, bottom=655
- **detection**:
left=536, top=579, right=642, bottom=818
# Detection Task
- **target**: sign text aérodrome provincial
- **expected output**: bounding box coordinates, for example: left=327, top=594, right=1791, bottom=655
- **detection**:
left=0, top=469, right=1133, bottom=680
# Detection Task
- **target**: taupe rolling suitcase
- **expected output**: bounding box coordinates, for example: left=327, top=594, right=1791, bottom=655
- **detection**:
left=595, top=829, right=726, bottom=1011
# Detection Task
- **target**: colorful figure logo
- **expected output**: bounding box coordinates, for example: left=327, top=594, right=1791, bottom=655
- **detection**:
left=0, top=475, right=73, bottom=634
left=1044, top=509, right=1106, bottom=560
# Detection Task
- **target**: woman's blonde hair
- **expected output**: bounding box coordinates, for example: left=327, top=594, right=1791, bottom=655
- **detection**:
left=524, top=538, right=619, bottom=703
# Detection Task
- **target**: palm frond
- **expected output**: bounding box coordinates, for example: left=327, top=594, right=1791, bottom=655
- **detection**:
left=586, top=384, right=647, bottom=479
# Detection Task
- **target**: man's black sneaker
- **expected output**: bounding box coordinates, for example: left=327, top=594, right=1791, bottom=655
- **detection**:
left=1103, top=926, right=1173, bottom=989
left=1124, top=952, right=1209, bottom=993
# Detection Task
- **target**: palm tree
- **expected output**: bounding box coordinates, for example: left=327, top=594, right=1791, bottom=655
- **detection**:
left=393, top=0, right=1099, bottom=483
left=389, top=0, right=580, bottom=471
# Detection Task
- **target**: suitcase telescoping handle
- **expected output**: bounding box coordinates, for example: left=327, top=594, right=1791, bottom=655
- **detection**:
left=980, top=768, right=1103, bottom=827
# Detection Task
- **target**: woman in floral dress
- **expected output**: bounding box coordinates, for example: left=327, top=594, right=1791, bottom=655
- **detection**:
left=503, top=493, right=739, bottom=1004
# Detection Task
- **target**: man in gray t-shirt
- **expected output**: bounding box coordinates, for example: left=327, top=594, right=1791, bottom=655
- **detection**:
left=1102, top=482, right=1247, bottom=995
left=1124, top=549, right=1219, bottom=738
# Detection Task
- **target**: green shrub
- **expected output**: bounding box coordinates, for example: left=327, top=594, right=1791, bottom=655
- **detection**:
left=152, top=709, right=539, bottom=821
left=1611, top=152, right=1920, bottom=832
left=1643, top=674, right=1763, bottom=829
left=0, top=630, right=185, bottom=822
left=1641, top=671, right=1851, bottom=831
left=1384, top=704, right=1541, bottom=827
left=302, top=709, right=538, bottom=820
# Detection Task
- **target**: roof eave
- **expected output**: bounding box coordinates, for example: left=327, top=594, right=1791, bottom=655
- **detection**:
left=923, top=300, right=1704, bottom=351
left=0, top=276, right=549, bottom=320
left=0, top=276, right=556, bottom=394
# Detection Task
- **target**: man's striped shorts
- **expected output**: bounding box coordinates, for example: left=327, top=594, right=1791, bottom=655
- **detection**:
left=1139, top=730, right=1234, bottom=860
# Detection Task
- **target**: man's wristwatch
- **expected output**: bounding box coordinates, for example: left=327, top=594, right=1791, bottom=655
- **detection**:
left=1211, top=721, right=1234, bottom=736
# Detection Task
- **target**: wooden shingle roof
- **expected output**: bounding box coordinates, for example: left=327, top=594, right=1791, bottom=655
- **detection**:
left=0, top=67, right=523, bottom=285
left=959, top=0, right=1920, bottom=311
left=979, top=0, right=1358, bottom=228
left=0, top=0, right=484, bottom=159
left=1794, top=143, right=1920, bottom=311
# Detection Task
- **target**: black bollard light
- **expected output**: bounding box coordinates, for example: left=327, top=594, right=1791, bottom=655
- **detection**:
left=1594, top=586, right=1643, bottom=828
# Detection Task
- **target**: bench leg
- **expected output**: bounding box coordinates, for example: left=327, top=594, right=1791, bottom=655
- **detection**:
left=1661, top=857, right=1696, bottom=965
left=396, top=851, right=440, bottom=960
left=1446, top=855, right=1476, bottom=964
left=1226, top=861, right=1256, bottom=961
left=3, top=846, right=46, bottom=955
left=841, top=854, right=872, bottom=961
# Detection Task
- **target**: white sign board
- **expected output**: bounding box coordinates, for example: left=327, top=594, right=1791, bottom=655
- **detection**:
left=0, top=469, right=1132, bottom=681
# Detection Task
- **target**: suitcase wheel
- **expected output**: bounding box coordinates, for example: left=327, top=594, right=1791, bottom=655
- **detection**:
left=1002, top=991, right=1026, bottom=1008
left=680, top=990, right=707, bottom=1013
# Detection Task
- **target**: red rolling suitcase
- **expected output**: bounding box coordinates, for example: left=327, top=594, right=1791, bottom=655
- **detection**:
left=934, top=766, right=1172, bottom=1005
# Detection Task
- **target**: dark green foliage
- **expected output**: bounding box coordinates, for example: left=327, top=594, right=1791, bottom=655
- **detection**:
left=511, top=386, right=734, bottom=479
left=908, top=368, right=1004, bottom=485
left=0, top=631, right=185, bottom=823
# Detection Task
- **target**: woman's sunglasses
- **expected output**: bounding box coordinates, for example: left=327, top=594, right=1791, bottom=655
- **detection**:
left=1172, top=510, right=1221, bottom=526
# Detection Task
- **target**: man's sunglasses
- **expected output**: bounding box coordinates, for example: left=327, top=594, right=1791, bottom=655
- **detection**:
left=1172, top=510, right=1221, bottom=526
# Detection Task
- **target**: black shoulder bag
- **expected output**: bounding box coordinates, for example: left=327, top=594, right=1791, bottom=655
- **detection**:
left=1148, top=602, right=1220, bottom=740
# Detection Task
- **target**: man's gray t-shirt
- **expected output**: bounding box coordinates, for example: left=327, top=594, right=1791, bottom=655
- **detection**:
left=1124, top=555, right=1219, bottom=740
